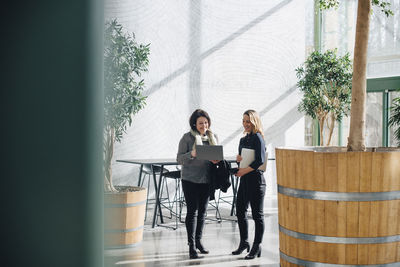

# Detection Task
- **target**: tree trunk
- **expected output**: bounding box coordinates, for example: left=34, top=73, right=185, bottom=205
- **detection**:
left=104, top=127, right=116, bottom=192
left=326, top=112, right=335, bottom=146
left=319, top=117, right=325, bottom=146
left=347, top=0, right=371, bottom=151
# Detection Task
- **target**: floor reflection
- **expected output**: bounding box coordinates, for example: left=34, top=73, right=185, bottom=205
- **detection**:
left=105, top=204, right=280, bottom=267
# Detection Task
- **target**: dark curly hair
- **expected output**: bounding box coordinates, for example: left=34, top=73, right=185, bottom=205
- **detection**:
left=189, top=109, right=211, bottom=131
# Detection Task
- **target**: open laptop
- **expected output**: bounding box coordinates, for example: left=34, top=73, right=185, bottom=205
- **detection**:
left=196, top=145, right=224, bottom=160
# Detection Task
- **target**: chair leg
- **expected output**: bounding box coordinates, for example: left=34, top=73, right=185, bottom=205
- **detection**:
left=159, top=178, right=165, bottom=207
left=215, top=198, right=222, bottom=222
left=178, top=180, right=185, bottom=223
left=215, top=191, right=222, bottom=221
left=160, top=177, right=174, bottom=219
left=175, top=179, right=179, bottom=229
left=165, top=179, right=173, bottom=218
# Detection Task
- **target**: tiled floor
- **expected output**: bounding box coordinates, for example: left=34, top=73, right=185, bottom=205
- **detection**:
left=105, top=200, right=280, bottom=267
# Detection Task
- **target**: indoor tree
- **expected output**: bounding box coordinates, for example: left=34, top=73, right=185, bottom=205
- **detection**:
left=104, top=19, right=150, bottom=192
left=296, top=49, right=352, bottom=146
left=319, top=0, right=393, bottom=151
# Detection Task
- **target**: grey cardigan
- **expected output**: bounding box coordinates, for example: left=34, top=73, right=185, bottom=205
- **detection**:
left=176, top=132, right=217, bottom=184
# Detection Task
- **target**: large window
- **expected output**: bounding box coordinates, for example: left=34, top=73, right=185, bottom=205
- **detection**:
left=367, top=76, right=400, bottom=147
left=368, top=0, right=400, bottom=78
left=366, top=92, right=383, bottom=147
left=322, top=0, right=356, bottom=55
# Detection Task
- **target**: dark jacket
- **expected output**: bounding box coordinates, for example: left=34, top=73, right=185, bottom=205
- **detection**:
left=209, top=160, right=231, bottom=200
left=238, top=132, right=266, bottom=171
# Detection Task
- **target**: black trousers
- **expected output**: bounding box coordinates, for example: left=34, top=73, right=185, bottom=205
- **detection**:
left=182, top=180, right=210, bottom=245
left=235, top=171, right=266, bottom=244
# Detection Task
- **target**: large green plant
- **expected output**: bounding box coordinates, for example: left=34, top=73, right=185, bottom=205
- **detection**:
left=296, top=49, right=352, bottom=146
left=318, top=0, right=393, bottom=151
left=389, top=95, right=400, bottom=146
left=104, top=20, right=150, bottom=191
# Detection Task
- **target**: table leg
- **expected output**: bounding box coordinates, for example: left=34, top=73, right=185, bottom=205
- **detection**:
left=137, top=164, right=144, bottom=186
left=157, top=166, right=165, bottom=224
left=152, top=164, right=164, bottom=228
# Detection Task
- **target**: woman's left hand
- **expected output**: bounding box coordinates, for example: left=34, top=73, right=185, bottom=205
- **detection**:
left=236, top=167, right=252, bottom=177
left=235, top=168, right=245, bottom=177
left=210, top=160, right=220, bottom=164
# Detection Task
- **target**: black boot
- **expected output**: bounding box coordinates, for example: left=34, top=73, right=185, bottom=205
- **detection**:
left=231, top=241, right=250, bottom=255
left=189, top=243, right=199, bottom=259
left=245, top=243, right=262, bottom=259
left=186, top=211, right=199, bottom=259
left=195, top=213, right=209, bottom=254
left=195, top=239, right=209, bottom=254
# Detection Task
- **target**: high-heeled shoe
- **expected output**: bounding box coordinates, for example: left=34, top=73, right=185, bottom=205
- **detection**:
left=245, top=244, right=262, bottom=259
left=231, top=241, right=250, bottom=255
left=195, top=240, right=209, bottom=254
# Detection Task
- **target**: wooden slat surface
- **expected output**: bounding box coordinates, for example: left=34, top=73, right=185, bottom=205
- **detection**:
left=276, top=148, right=400, bottom=266
left=280, top=232, right=400, bottom=265
left=104, top=189, right=147, bottom=247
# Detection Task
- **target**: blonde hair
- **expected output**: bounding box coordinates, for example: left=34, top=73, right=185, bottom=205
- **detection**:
left=243, top=109, right=264, bottom=139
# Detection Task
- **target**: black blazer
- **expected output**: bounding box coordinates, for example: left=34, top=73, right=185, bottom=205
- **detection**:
left=209, top=160, right=231, bottom=200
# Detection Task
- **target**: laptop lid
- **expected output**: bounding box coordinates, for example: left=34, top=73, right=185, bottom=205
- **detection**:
left=196, top=145, right=224, bottom=161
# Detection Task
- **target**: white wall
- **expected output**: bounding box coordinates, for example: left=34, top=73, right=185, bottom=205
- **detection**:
left=105, top=0, right=307, bottom=186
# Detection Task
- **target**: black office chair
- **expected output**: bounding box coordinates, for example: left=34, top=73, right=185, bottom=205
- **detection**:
left=158, top=166, right=183, bottom=229
left=139, top=164, right=170, bottom=221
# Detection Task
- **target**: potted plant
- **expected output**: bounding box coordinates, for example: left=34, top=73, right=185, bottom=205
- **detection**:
left=296, top=49, right=352, bottom=146
left=277, top=1, right=400, bottom=266
left=103, top=19, right=150, bottom=249
left=389, top=94, right=400, bottom=146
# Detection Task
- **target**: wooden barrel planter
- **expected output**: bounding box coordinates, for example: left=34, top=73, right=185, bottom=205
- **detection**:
left=276, top=147, right=400, bottom=266
left=104, top=186, right=147, bottom=249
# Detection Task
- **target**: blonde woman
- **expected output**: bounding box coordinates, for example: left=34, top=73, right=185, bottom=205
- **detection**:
left=232, top=109, right=266, bottom=259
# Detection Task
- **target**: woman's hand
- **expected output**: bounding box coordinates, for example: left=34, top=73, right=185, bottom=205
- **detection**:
left=235, top=168, right=245, bottom=177
left=191, top=149, right=196, bottom=158
left=236, top=155, right=242, bottom=162
left=235, top=167, right=253, bottom=177
left=210, top=160, right=220, bottom=164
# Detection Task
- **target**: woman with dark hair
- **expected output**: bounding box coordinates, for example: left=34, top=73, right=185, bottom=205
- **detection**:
left=232, top=109, right=266, bottom=259
left=177, top=109, right=219, bottom=259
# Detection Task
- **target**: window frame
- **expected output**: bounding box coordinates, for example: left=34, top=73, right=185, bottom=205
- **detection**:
left=367, top=76, right=400, bottom=147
